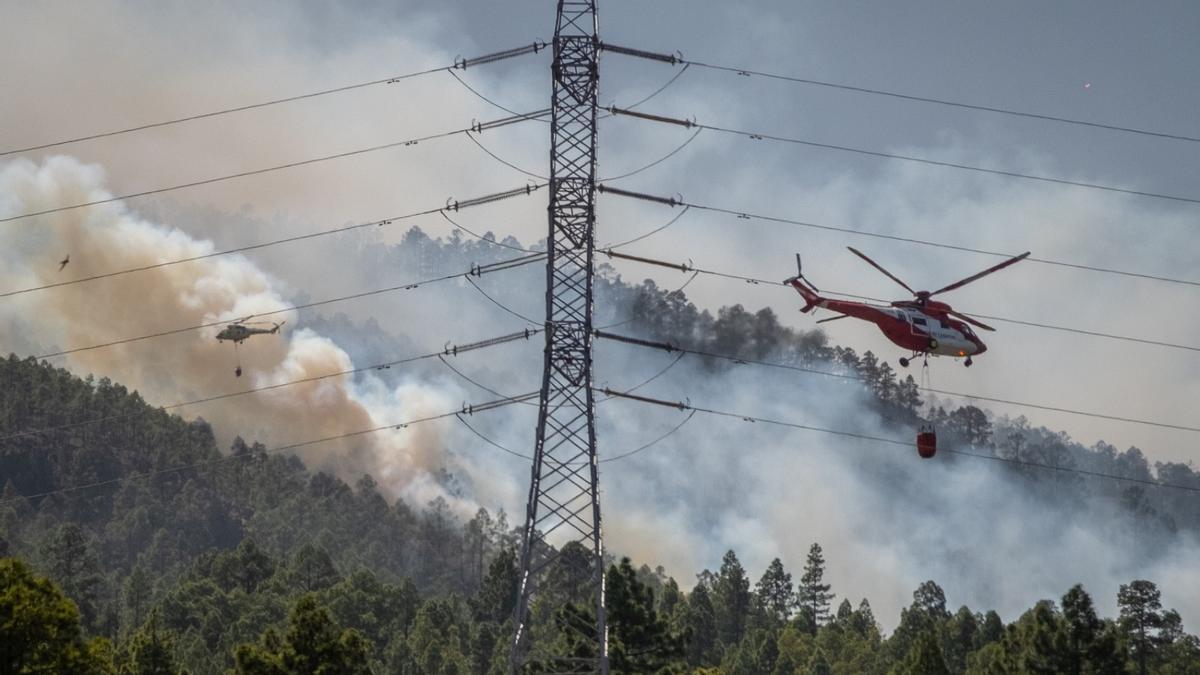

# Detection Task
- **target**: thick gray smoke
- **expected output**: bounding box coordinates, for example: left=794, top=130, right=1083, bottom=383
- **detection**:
left=0, top=156, right=471, bottom=512
left=3, top=0, right=1197, bottom=634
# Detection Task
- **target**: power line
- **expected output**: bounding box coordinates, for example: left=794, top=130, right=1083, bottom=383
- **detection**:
left=599, top=127, right=704, bottom=182
left=22, top=252, right=546, bottom=361
left=0, top=110, right=549, bottom=224
left=0, top=392, right=537, bottom=505
left=2, top=183, right=542, bottom=298
left=594, top=330, right=1200, bottom=434
left=682, top=201, right=1200, bottom=289
left=680, top=59, right=1200, bottom=145
left=597, top=247, right=1200, bottom=353
left=0, top=42, right=547, bottom=158
left=448, top=363, right=698, bottom=465
left=600, top=205, right=690, bottom=249
left=597, top=185, right=1200, bottom=290
left=439, top=210, right=543, bottom=253
left=448, top=69, right=551, bottom=123
left=607, top=107, right=1200, bottom=206
left=597, top=181, right=1200, bottom=291
left=600, top=388, right=1200, bottom=494
left=600, top=42, right=1200, bottom=144
left=1, top=329, right=538, bottom=442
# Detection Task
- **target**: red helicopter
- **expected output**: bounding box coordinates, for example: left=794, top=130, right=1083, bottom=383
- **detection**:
left=786, top=247, right=1030, bottom=368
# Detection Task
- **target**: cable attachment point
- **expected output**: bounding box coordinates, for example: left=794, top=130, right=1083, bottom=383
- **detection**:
left=601, top=249, right=691, bottom=274
left=455, top=42, right=545, bottom=70
left=594, top=330, right=677, bottom=354
left=599, top=42, right=681, bottom=65
left=472, top=109, right=552, bottom=133
left=597, top=184, right=680, bottom=207
left=601, top=388, right=688, bottom=411
left=607, top=106, right=695, bottom=128
left=447, top=184, right=546, bottom=213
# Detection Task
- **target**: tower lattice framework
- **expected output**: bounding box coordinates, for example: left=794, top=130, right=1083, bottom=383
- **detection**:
left=510, top=1, right=607, bottom=673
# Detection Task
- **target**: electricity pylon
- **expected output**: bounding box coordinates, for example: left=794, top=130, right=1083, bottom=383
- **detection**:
left=510, top=1, right=608, bottom=673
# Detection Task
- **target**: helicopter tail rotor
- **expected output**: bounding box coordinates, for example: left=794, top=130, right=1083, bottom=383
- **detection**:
left=785, top=253, right=820, bottom=291
left=785, top=254, right=824, bottom=312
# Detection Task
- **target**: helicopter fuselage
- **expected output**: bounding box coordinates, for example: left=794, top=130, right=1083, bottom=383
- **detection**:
left=791, top=282, right=986, bottom=359
left=215, top=324, right=277, bottom=344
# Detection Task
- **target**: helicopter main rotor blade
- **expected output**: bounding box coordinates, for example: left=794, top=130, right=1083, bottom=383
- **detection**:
left=947, top=309, right=996, bottom=332
left=846, top=246, right=917, bottom=296
left=931, top=251, right=1031, bottom=296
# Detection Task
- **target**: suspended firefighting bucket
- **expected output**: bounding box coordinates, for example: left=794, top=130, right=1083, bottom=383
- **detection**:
left=916, top=423, right=937, bottom=459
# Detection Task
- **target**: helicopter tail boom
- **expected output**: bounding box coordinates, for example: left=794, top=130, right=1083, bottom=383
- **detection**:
left=787, top=277, right=823, bottom=313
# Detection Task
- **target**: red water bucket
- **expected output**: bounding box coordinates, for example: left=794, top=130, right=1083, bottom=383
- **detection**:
left=916, top=426, right=937, bottom=459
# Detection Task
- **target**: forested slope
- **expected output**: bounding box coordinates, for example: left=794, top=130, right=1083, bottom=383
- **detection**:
left=2, top=226, right=1199, bottom=673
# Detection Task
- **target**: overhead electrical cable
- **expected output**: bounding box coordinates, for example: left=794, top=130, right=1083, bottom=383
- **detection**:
left=682, top=59, right=1200, bottom=145
left=23, top=252, right=546, bottom=361
left=593, top=330, right=1200, bottom=434
left=598, top=185, right=1200, bottom=289
left=465, top=276, right=542, bottom=325
left=600, top=42, right=1200, bottom=144
left=598, top=127, right=704, bottom=182
left=438, top=210, right=544, bottom=253
left=600, top=205, right=691, bottom=249
left=1, top=329, right=539, bottom=442
left=461, top=120, right=703, bottom=183
left=0, top=392, right=537, bottom=505
left=620, top=63, right=692, bottom=110
left=606, top=107, right=1200, bottom=206
left=463, top=132, right=548, bottom=180
left=439, top=336, right=686, bottom=407
left=447, top=69, right=550, bottom=123
left=2, top=183, right=543, bottom=298
left=0, top=42, right=547, bottom=157
left=449, top=370, right=697, bottom=465
left=601, top=388, right=1200, bottom=494
left=0, top=109, right=550, bottom=224
left=598, top=247, right=1200, bottom=354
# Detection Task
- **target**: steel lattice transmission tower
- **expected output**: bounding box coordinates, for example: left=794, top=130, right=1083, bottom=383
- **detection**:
left=510, top=1, right=607, bottom=673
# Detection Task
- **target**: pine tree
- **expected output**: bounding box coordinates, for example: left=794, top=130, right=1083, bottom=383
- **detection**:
left=684, top=583, right=719, bottom=667
left=470, top=547, right=518, bottom=624
left=850, top=599, right=878, bottom=638
left=1118, top=580, right=1164, bottom=675
left=755, top=558, right=795, bottom=625
left=713, top=550, right=752, bottom=649
left=1062, top=584, right=1103, bottom=674
left=896, top=632, right=950, bottom=675
left=0, top=558, right=113, bottom=673
left=40, top=522, right=103, bottom=630
left=121, top=612, right=180, bottom=674
left=806, top=646, right=832, bottom=675
left=605, top=557, right=685, bottom=673
left=797, top=543, right=834, bottom=631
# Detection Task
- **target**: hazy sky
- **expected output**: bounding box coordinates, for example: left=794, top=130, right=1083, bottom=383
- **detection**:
left=3, top=1, right=1198, bottom=627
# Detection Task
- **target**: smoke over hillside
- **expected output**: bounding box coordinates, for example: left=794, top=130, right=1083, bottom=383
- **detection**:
left=0, top=156, right=466, bottom=510
left=3, top=154, right=1198, bottom=633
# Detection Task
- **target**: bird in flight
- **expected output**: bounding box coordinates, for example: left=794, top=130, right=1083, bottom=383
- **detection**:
left=58, top=254, right=70, bottom=271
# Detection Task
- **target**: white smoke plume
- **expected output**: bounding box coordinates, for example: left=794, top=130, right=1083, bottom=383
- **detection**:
left=0, top=156, right=466, bottom=510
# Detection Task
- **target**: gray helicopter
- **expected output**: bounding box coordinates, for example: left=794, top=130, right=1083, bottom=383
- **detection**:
left=216, top=320, right=284, bottom=377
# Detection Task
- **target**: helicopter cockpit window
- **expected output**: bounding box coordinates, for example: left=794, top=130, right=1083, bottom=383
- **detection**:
left=911, top=317, right=927, bottom=326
